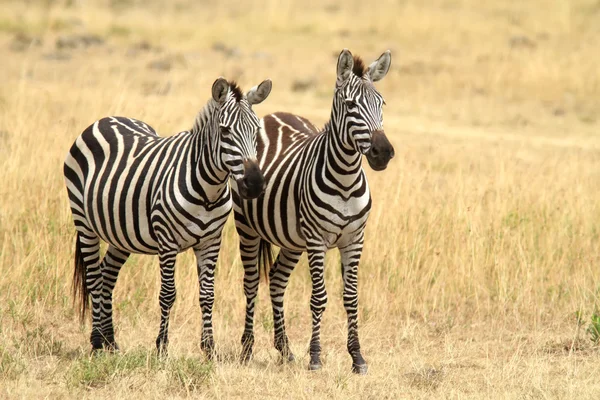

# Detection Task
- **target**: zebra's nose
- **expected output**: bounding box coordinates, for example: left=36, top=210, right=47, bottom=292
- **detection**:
left=365, top=130, right=394, bottom=171
left=238, top=160, right=265, bottom=199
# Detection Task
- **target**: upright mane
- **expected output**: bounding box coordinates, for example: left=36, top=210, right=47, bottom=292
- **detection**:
left=190, top=101, right=216, bottom=135
left=352, top=56, right=367, bottom=78
left=228, top=81, right=243, bottom=102
left=190, top=81, right=242, bottom=135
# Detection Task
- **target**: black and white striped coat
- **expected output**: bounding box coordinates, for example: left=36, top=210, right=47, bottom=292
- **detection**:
left=64, top=78, right=271, bottom=355
left=231, top=50, right=394, bottom=374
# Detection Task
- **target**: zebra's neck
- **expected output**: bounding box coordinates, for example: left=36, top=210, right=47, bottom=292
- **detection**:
left=187, top=100, right=229, bottom=202
left=321, top=117, right=363, bottom=188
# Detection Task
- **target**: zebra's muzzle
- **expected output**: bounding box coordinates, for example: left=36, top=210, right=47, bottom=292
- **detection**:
left=237, top=160, right=265, bottom=199
left=365, top=130, right=395, bottom=171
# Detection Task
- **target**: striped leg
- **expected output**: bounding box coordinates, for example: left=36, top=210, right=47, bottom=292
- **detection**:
left=155, top=248, right=178, bottom=355
left=239, top=235, right=261, bottom=363
left=339, top=237, right=367, bottom=374
left=194, top=239, right=220, bottom=360
left=307, top=244, right=328, bottom=371
left=77, top=232, right=104, bottom=351
left=99, top=245, right=130, bottom=351
left=269, top=249, right=302, bottom=362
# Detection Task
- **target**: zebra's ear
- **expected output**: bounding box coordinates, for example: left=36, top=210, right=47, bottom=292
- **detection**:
left=246, top=79, right=272, bottom=105
left=212, top=77, right=230, bottom=104
left=368, top=50, right=392, bottom=82
left=337, top=49, right=354, bottom=82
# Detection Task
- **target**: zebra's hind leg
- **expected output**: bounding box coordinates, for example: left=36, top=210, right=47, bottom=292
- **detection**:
left=306, top=243, right=328, bottom=371
left=193, top=238, right=221, bottom=360
left=99, top=245, right=130, bottom=352
left=155, top=248, right=178, bottom=356
left=269, top=249, right=302, bottom=363
left=74, top=232, right=104, bottom=352
left=339, top=236, right=367, bottom=374
left=238, top=234, right=261, bottom=363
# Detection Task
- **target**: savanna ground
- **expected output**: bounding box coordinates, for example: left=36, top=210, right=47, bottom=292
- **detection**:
left=1, top=0, right=600, bottom=398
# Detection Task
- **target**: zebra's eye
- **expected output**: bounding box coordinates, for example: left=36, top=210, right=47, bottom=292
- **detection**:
left=220, top=126, right=232, bottom=135
left=345, top=99, right=357, bottom=108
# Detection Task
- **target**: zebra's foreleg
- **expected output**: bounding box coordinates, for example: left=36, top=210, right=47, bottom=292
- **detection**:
left=155, top=248, right=178, bottom=356
left=269, top=249, right=302, bottom=363
left=307, top=243, right=328, bottom=371
left=99, top=245, right=130, bottom=352
left=194, top=240, right=220, bottom=360
left=239, top=235, right=261, bottom=363
left=339, top=237, right=368, bottom=375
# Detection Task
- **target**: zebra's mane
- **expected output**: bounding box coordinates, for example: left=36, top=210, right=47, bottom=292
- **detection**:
left=190, top=81, right=243, bottom=135
left=190, top=100, right=218, bottom=136
left=352, top=56, right=367, bottom=78
left=228, top=81, right=243, bottom=102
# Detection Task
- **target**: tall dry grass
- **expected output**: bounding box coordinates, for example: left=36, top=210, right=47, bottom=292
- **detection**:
left=1, top=0, right=600, bottom=398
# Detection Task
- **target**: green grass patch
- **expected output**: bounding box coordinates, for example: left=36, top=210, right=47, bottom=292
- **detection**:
left=67, top=348, right=160, bottom=388
left=66, top=348, right=213, bottom=391
left=168, top=356, right=213, bottom=393
left=13, top=326, right=64, bottom=357
left=0, top=346, right=25, bottom=380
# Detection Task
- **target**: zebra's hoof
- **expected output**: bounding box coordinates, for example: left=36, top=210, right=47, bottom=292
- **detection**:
left=278, top=352, right=295, bottom=364
left=308, top=362, right=322, bottom=371
left=203, top=349, right=216, bottom=362
left=240, top=353, right=253, bottom=364
left=240, top=345, right=254, bottom=364
left=104, top=342, right=120, bottom=353
left=352, top=363, right=368, bottom=375
left=156, top=344, right=169, bottom=358
left=90, top=346, right=103, bottom=356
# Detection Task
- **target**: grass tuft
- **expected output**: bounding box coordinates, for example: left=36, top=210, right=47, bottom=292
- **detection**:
left=66, top=348, right=160, bottom=388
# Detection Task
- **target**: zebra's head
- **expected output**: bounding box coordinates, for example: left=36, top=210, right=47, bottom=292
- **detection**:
left=335, top=49, right=395, bottom=171
left=211, top=78, right=272, bottom=199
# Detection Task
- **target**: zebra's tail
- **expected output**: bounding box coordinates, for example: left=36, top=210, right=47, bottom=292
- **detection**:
left=72, top=232, right=90, bottom=323
left=257, top=239, right=274, bottom=283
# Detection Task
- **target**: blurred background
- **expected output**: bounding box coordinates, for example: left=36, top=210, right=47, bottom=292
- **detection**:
left=3, top=0, right=600, bottom=131
left=1, top=0, right=600, bottom=397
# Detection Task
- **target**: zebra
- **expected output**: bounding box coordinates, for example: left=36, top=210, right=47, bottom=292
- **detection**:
left=231, top=49, right=395, bottom=374
left=63, top=77, right=272, bottom=356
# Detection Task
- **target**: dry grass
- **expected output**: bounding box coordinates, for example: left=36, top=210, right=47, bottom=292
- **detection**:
left=1, top=0, right=600, bottom=398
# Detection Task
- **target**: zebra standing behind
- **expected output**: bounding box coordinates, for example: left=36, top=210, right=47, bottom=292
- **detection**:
left=64, top=77, right=272, bottom=356
left=231, top=50, right=395, bottom=374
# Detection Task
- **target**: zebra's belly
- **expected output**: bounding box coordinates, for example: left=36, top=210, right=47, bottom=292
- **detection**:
left=238, top=198, right=370, bottom=252
left=246, top=211, right=307, bottom=251
left=82, top=193, right=160, bottom=254
left=236, top=204, right=306, bottom=252
left=83, top=198, right=232, bottom=254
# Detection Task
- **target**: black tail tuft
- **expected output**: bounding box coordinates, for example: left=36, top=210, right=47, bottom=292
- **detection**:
left=72, top=232, right=90, bottom=323
left=257, top=239, right=274, bottom=282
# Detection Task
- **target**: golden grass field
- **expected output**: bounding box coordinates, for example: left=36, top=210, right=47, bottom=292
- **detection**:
left=1, top=0, right=600, bottom=398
